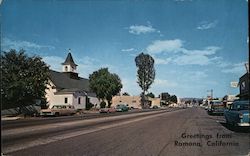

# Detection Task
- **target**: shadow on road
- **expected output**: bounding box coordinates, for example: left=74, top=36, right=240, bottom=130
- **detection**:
left=207, top=112, right=224, bottom=116
left=220, top=122, right=250, bottom=133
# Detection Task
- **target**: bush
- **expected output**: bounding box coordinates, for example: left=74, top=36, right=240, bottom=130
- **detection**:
left=100, top=101, right=106, bottom=108
left=86, top=102, right=94, bottom=110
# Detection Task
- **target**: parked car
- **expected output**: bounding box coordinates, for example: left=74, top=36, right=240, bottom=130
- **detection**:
left=207, top=100, right=225, bottom=115
left=204, top=105, right=209, bottom=110
left=224, top=100, right=249, bottom=127
left=129, top=106, right=134, bottom=110
left=200, top=104, right=208, bottom=110
left=40, top=105, right=76, bottom=116
left=116, top=104, right=129, bottom=112
left=152, top=105, right=159, bottom=109
left=99, top=107, right=116, bottom=113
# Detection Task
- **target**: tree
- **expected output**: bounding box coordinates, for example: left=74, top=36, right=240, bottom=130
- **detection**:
left=135, top=52, right=155, bottom=108
left=100, top=101, right=106, bottom=108
left=169, top=95, right=177, bottom=103
left=85, top=97, right=94, bottom=110
left=146, top=92, right=155, bottom=98
left=1, top=49, right=50, bottom=113
left=198, top=99, right=203, bottom=105
left=106, top=73, right=123, bottom=107
left=122, top=92, right=130, bottom=96
left=160, top=92, right=171, bottom=101
left=89, top=68, right=122, bottom=108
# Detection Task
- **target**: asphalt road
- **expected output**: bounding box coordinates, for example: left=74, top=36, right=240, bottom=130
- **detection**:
left=2, top=107, right=250, bottom=156
left=2, top=108, right=172, bottom=130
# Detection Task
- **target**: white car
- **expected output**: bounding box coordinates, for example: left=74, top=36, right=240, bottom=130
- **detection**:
left=40, top=105, right=76, bottom=116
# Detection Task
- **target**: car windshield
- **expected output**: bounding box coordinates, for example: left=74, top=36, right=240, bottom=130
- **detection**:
left=237, top=104, right=249, bottom=110
left=232, top=101, right=249, bottom=110
left=52, top=105, right=68, bottom=109
left=52, top=105, right=62, bottom=109
left=211, top=102, right=222, bottom=105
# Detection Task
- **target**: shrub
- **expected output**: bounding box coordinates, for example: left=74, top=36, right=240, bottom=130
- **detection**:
left=100, top=101, right=106, bottom=108
left=86, top=102, right=94, bottom=110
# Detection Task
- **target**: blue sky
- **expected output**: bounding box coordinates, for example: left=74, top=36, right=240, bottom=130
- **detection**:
left=1, top=0, right=248, bottom=98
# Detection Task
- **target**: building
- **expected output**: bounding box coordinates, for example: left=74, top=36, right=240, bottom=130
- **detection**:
left=112, top=95, right=142, bottom=109
left=148, top=97, right=161, bottom=108
left=112, top=95, right=162, bottom=109
left=235, top=62, right=249, bottom=100
left=222, top=94, right=239, bottom=108
left=45, top=51, right=100, bottom=110
left=238, top=72, right=249, bottom=100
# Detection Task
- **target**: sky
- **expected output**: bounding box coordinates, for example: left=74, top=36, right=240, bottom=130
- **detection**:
left=1, top=0, right=248, bottom=98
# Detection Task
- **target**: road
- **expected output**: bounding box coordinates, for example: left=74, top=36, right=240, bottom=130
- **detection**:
left=2, top=109, right=160, bottom=130
left=2, top=107, right=250, bottom=156
left=2, top=108, right=169, bottom=130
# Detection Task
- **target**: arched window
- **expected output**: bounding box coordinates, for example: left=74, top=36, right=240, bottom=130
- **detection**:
left=65, top=66, right=68, bottom=72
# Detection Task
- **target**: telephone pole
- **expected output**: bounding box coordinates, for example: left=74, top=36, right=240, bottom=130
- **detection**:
left=207, top=89, right=213, bottom=99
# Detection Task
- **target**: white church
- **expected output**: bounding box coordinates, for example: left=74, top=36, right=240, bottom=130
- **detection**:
left=45, top=50, right=100, bottom=110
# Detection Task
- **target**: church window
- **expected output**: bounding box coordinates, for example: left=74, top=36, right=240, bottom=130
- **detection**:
left=78, top=97, right=81, bottom=104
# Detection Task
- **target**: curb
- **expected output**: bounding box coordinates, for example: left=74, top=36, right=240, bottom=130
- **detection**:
left=1, top=117, right=21, bottom=121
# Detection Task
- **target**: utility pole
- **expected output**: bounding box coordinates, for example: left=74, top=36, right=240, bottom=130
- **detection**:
left=207, top=89, right=213, bottom=99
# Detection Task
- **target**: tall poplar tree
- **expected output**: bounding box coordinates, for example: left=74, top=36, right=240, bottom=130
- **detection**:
left=135, top=52, right=155, bottom=108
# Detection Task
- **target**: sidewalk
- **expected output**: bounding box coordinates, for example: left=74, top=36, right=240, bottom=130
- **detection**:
left=1, top=116, right=22, bottom=121
left=79, top=110, right=99, bottom=114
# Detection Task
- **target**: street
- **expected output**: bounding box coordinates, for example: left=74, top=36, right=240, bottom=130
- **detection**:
left=2, top=108, right=166, bottom=130
left=2, top=107, right=250, bottom=156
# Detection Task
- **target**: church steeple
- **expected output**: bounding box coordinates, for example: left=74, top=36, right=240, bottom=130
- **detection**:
left=62, top=49, right=78, bottom=73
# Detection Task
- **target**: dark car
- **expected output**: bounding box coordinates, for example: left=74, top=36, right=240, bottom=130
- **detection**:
left=116, top=104, right=129, bottom=112
left=152, top=105, right=159, bottom=109
left=207, top=100, right=224, bottom=115
left=224, top=100, right=249, bottom=127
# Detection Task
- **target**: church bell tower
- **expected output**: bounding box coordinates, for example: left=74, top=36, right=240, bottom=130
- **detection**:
left=62, top=49, right=79, bottom=79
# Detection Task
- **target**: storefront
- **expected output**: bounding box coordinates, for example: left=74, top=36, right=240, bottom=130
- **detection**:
left=238, top=73, right=249, bottom=100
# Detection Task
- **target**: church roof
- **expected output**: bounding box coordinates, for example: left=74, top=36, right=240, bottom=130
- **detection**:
left=61, top=52, right=78, bottom=66
left=49, top=70, right=89, bottom=92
